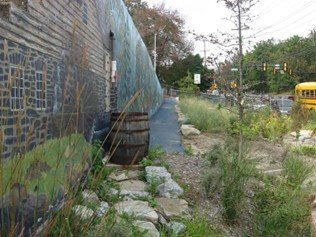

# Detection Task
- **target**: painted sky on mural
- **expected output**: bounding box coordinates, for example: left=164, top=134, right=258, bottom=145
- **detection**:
left=145, top=0, right=316, bottom=60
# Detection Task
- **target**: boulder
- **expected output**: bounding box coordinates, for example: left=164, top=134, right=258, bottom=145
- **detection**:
left=181, top=125, right=201, bottom=136
left=118, top=180, right=149, bottom=198
left=157, top=179, right=184, bottom=198
left=72, top=205, right=94, bottom=220
left=95, top=201, right=110, bottom=217
left=114, top=200, right=158, bottom=224
left=134, top=221, right=160, bottom=237
left=156, top=198, right=190, bottom=220
left=166, top=221, right=186, bottom=235
left=145, top=166, right=171, bottom=184
left=81, top=189, right=100, bottom=206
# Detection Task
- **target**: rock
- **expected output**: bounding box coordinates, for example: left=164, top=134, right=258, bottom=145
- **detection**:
left=114, top=200, right=158, bottom=224
left=156, top=198, right=190, bottom=220
left=166, top=221, right=186, bottom=235
left=118, top=180, right=149, bottom=198
left=126, top=170, right=140, bottom=179
left=157, top=179, right=184, bottom=198
left=158, top=213, right=167, bottom=225
left=263, top=169, right=283, bottom=176
left=95, top=201, right=110, bottom=217
left=181, top=125, right=201, bottom=136
left=109, top=172, right=129, bottom=182
left=81, top=189, right=100, bottom=205
left=109, top=188, right=119, bottom=196
left=134, top=221, right=160, bottom=237
left=108, top=170, right=139, bottom=182
left=72, top=205, right=94, bottom=220
left=178, top=114, right=188, bottom=124
left=145, top=166, right=171, bottom=184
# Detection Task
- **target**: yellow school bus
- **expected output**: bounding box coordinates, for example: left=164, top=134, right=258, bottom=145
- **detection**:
left=295, top=82, right=316, bottom=109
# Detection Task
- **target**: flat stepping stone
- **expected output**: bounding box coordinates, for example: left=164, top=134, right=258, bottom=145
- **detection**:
left=134, top=221, right=160, bottom=237
left=157, top=179, right=184, bottom=198
left=156, top=198, right=190, bottom=220
left=114, top=200, right=158, bottom=224
left=145, top=166, right=171, bottom=184
left=108, top=170, right=139, bottom=181
left=118, top=180, right=149, bottom=198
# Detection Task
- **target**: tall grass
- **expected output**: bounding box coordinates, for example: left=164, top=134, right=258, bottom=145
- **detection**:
left=179, top=97, right=231, bottom=132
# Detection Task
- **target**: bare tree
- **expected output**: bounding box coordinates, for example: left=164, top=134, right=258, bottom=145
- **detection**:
left=218, top=0, right=258, bottom=159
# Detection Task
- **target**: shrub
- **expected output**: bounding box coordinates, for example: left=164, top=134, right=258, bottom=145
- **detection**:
left=180, top=214, right=223, bottom=237
left=219, top=152, right=255, bottom=222
left=283, top=156, right=312, bottom=188
left=255, top=179, right=311, bottom=236
left=254, top=156, right=312, bottom=236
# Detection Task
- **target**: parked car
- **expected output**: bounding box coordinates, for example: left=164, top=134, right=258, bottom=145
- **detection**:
left=272, top=98, right=294, bottom=114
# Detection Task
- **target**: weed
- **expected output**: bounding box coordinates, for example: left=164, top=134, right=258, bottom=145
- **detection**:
left=219, top=152, right=255, bottom=222
left=291, top=146, right=316, bottom=157
left=91, top=141, right=105, bottom=175
left=180, top=214, right=223, bottom=237
left=184, top=145, right=194, bottom=155
left=137, top=195, right=158, bottom=208
left=179, top=97, right=231, bottom=132
left=203, top=144, right=223, bottom=165
left=140, top=146, right=165, bottom=167
left=255, top=177, right=311, bottom=236
left=146, top=178, right=161, bottom=196
left=283, top=156, right=313, bottom=188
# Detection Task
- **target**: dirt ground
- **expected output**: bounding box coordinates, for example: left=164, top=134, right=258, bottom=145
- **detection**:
left=166, top=132, right=314, bottom=236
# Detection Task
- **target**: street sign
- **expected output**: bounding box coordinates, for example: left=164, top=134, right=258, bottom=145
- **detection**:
left=194, top=74, right=201, bottom=84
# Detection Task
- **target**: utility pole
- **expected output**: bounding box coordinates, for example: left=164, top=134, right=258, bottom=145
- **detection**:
left=200, top=38, right=209, bottom=68
left=153, top=33, right=157, bottom=72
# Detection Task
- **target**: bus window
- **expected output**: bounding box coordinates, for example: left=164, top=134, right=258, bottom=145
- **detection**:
left=302, top=90, right=305, bottom=97
left=306, top=90, right=310, bottom=98
left=311, top=90, right=315, bottom=98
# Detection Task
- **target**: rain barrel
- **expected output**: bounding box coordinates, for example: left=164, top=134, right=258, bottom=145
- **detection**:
left=109, top=112, right=149, bottom=165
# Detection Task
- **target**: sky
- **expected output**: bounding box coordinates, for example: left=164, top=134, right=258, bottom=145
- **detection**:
left=145, top=0, right=316, bottom=63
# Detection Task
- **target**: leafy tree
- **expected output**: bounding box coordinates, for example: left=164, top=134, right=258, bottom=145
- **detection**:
left=160, top=54, right=214, bottom=91
left=175, top=72, right=200, bottom=94
left=125, top=0, right=193, bottom=78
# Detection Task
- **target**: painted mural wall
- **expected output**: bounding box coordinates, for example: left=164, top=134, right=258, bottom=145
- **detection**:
left=103, top=0, right=163, bottom=116
left=0, top=0, right=163, bottom=159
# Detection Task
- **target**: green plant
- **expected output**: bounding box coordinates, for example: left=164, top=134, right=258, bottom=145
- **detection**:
left=179, top=97, right=231, bottom=132
left=203, top=144, right=223, bottom=165
left=184, top=145, right=194, bottom=155
left=255, top=176, right=311, bottom=236
left=291, top=146, right=316, bottom=157
left=283, top=156, right=313, bottom=187
left=180, top=214, right=223, bottom=237
left=140, top=146, right=165, bottom=167
left=137, top=195, right=158, bottom=208
left=146, top=178, right=160, bottom=196
left=91, top=141, right=105, bottom=175
left=219, top=152, right=254, bottom=222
